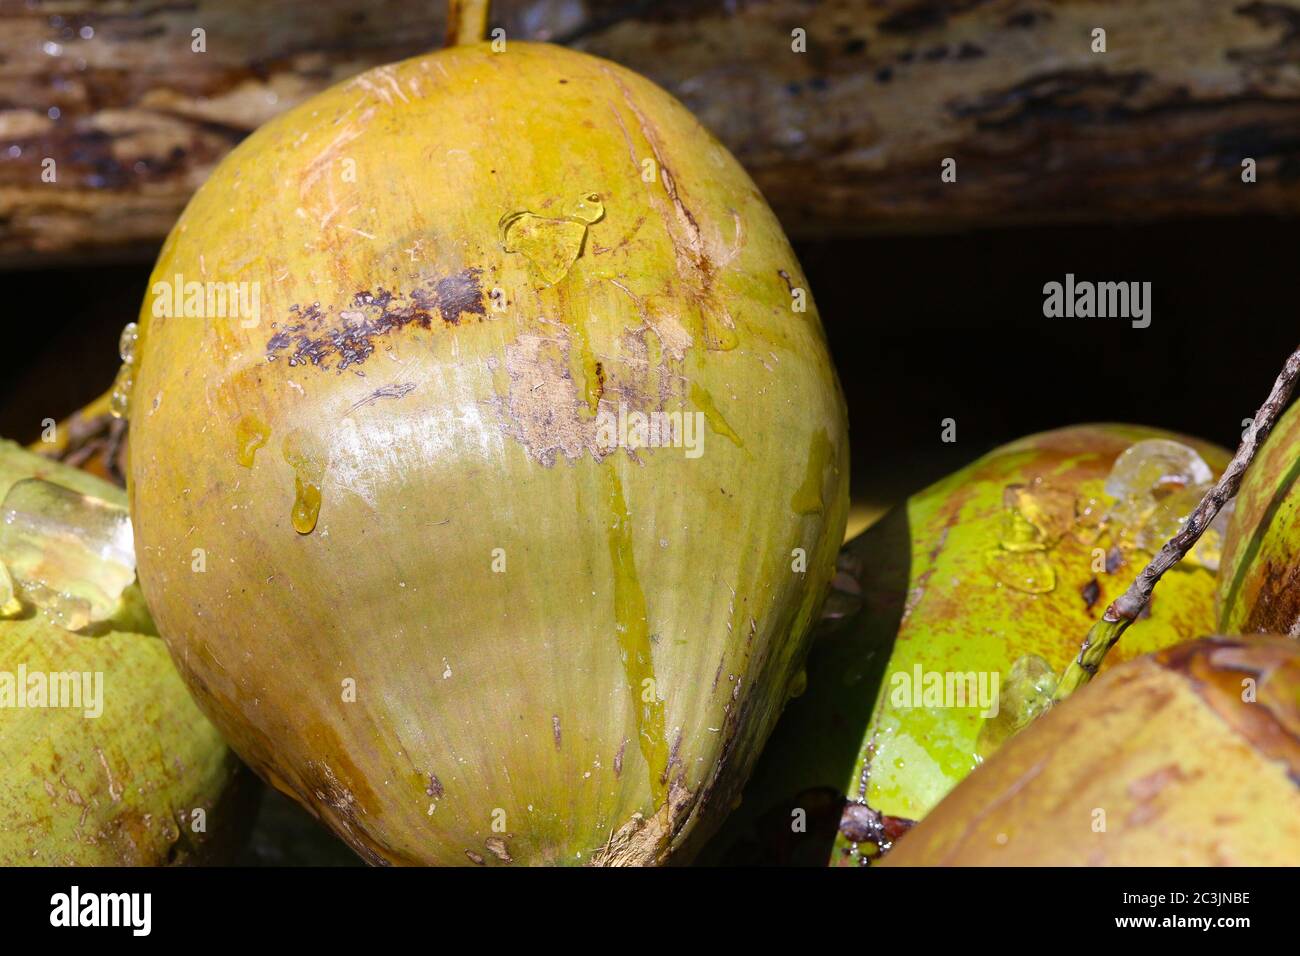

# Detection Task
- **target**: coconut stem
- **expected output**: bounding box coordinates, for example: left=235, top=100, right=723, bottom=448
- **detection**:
left=1053, top=343, right=1300, bottom=702
left=446, top=0, right=490, bottom=47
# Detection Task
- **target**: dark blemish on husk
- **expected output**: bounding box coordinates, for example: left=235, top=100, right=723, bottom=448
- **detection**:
left=465, top=849, right=485, bottom=865
left=661, top=730, right=684, bottom=786
left=777, top=269, right=796, bottom=293
left=1081, top=577, right=1101, bottom=612
left=426, top=774, right=444, bottom=799
left=267, top=269, right=485, bottom=371
left=434, top=269, right=488, bottom=325
left=1105, top=546, right=1124, bottom=574
left=614, top=739, right=626, bottom=778
left=593, top=361, right=606, bottom=402
left=552, top=715, right=562, bottom=750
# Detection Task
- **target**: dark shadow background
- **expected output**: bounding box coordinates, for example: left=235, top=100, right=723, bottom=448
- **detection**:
left=4, top=215, right=1293, bottom=507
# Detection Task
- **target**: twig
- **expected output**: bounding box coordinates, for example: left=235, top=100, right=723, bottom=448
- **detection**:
left=1053, top=343, right=1300, bottom=701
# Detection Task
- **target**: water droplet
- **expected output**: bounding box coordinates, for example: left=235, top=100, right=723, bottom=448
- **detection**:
left=563, top=192, right=605, bottom=224
left=291, top=482, right=322, bottom=535
left=999, top=501, right=1045, bottom=553
left=998, top=480, right=1074, bottom=552
left=985, top=549, right=1056, bottom=594
left=500, top=193, right=604, bottom=284
left=0, top=559, right=23, bottom=618
left=0, top=479, right=136, bottom=631
left=976, top=654, right=1058, bottom=758
left=235, top=415, right=271, bottom=468
left=109, top=363, right=134, bottom=420
left=282, top=431, right=325, bottom=535
left=1072, top=488, right=1107, bottom=545
left=118, top=321, right=139, bottom=364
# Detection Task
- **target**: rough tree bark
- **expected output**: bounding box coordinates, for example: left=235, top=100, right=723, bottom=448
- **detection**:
left=2, top=0, right=1300, bottom=266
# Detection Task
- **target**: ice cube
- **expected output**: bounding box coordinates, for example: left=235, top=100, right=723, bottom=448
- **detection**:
left=1104, top=439, right=1214, bottom=540
left=977, top=654, right=1058, bottom=759
left=0, top=478, right=136, bottom=631
left=1105, top=439, right=1213, bottom=501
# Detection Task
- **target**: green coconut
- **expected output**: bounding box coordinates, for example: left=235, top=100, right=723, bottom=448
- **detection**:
left=702, top=424, right=1230, bottom=865
left=1218, top=400, right=1300, bottom=634
left=0, top=440, right=252, bottom=864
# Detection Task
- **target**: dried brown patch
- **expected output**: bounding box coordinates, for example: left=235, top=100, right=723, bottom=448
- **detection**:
left=266, top=269, right=485, bottom=370
left=484, top=837, right=513, bottom=863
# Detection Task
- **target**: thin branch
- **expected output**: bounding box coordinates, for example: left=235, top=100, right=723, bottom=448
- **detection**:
left=1053, top=343, right=1300, bottom=701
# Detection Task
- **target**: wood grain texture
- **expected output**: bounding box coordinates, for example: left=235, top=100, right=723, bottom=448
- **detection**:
left=3, top=0, right=1300, bottom=265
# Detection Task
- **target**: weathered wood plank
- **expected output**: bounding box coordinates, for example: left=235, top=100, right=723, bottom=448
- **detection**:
left=2, top=0, right=1299, bottom=265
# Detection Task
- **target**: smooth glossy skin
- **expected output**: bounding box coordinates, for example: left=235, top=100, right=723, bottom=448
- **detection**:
left=884, top=636, right=1300, bottom=866
left=701, top=425, right=1228, bottom=866
left=1218, top=401, right=1300, bottom=635
left=130, top=43, right=848, bottom=865
left=0, top=441, right=247, bottom=865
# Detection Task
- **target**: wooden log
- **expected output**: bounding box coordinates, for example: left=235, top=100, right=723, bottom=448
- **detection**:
left=2, top=0, right=1300, bottom=266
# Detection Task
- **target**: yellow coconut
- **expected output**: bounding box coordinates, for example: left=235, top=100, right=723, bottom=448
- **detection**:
left=126, top=19, right=847, bottom=863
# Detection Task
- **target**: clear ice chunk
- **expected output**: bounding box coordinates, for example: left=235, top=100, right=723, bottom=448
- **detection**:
left=1135, top=483, right=1205, bottom=552
left=977, top=654, right=1058, bottom=759
left=1104, top=439, right=1215, bottom=546
left=1104, top=439, right=1213, bottom=501
left=0, top=478, right=136, bottom=631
